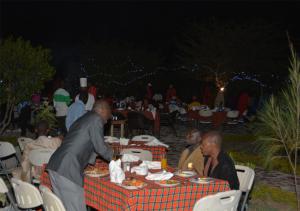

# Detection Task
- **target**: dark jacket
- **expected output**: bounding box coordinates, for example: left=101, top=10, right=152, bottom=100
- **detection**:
left=205, top=151, right=240, bottom=190
left=47, top=111, right=113, bottom=186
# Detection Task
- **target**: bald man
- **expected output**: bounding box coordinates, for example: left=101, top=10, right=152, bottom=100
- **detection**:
left=178, top=129, right=204, bottom=175
left=47, top=100, right=114, bottom=211
left=201, top=131, right=239, bottom=190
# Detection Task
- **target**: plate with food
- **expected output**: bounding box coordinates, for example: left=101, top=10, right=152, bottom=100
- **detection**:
left=119, top=178, right=147, bottom=190
left=189, top=177, right=213, bottom=184
left=155, top=180, right=180, bottom=187
left=174, top=170, right=197, bottom=178
left=84, top=166, right=110, bottom=177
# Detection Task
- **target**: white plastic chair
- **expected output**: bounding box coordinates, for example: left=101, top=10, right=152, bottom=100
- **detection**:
left=11, top=178, right=43, bottom=209
left=0, top=142, right=20, bottom=180
left=199, top=109, right=213, bottom=124
left=227, top=110, right=240, bottom=125
left=121, top=148, right=153, bottom=161
left=0, top=177, right=19, bottom=210
left=17, top=137, right=34, bottom=152
left=40, top=185, right=66, bottom=211
left=28, top=148, right=55, bottom=184
left=132, top=135, right=156, bottom=142
left=235, top=165, right=255, bottom=211
left=193, top=190, right=242, bottom=211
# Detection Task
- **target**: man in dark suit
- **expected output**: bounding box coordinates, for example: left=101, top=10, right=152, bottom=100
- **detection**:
left=47, top=100, right=113, bottom=211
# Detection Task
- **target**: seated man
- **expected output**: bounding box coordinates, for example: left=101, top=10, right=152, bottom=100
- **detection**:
left=13, top=120, right=62, bottom=182
left=178, top=129, right=204, bottom=175
left=65, top=90, right=88, bottom=131
left=201, top=131, right=239, bottom=190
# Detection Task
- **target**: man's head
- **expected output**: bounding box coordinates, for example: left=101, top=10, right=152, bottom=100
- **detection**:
left=186, top=129, right=201, bottom=145
left=79, top=90, right=89, bottom=104
left=92, top=100, right=112, bottom=122
left=200, top=131, right=222, bottom=156
left=35, top=120, right=49, bottom=137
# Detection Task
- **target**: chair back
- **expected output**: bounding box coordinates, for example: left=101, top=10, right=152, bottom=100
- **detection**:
left=127, top=112, right=152, bottom=130
left=235, top=165, right=255, bottom=192
left=193, top=190, right=242, bottom=211
left=199, top=109, right=213, bottom=117
left=132, top=135, right=155, bottom=142
left=0, top=177, right=8, bottom=193
left=0, top=142, right=16, bottom=158
left=121, top=148, right=153, bottom=161
left=29, top=149, right=55, bottom=167
left=11, top=178, right=43, bottom=209
left=227, top=110, right=239, bottom=118
left=40, top=185, right=66, bottom=211
left=18, top=137, right=34, bottom=152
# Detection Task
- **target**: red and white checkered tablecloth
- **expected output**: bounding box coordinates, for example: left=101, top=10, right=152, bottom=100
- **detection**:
left=110, top=141, right=167, bottom=161
left=41, top=162, right=230, bottom=211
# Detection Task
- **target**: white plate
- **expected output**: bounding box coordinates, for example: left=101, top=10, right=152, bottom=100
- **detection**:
left=174, top=171, right=197, bottom=178
left=118, top=183, right=147, bottom=190
left=189, top=178, right=213, bottom=184
left=155, top=180, right=180, bottom=187
left=85, top=172, right=109, bottom=178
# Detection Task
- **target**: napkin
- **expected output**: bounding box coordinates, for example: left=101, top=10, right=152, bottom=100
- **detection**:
left=109, top=159, right=125, bottom=184
left=120, top=138, right=129, bottom=146
left=142, top=161, right=161, bottom=170
left=131, top=163, right=148, bottom=175
left=145, top=171, right=173, bottom=181
left=104, top=136, right=120, bottom=143
left=145, top=138, right=169, bottom=148
left=121, top=154, right=140, bottom=162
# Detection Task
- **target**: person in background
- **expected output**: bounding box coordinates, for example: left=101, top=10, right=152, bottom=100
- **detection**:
left=178, top=129, right=204, bottom=175
left=166, top=84, right=177, bottom=102
left=65, top=90, right=89, bottom=131
left=18, top=100, right=32, bottom=136
left=188, top=96, right=201, bottom=110
left=47, top=100, right=113, bottom=211
left=201, top=131, right=239, bottom=190
left=12, top=120, right=62, bottom=182
left=146, top=83, right=153, bottom=101
left=76, top=78, right=95, bottom=111
left=53, top=80, right=71, bottom=135
left=237, top=91, right=250, bottom=118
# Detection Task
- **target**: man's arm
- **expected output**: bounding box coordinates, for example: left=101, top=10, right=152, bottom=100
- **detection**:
left=89, top=118, right=113, bottom=161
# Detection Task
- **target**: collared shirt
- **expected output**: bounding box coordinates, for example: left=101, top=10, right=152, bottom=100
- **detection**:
left=205, top=151, right=240, bottom=190
left=65, top=100, right=86, bottom=131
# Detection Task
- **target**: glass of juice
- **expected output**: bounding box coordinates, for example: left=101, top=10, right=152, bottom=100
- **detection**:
left=161, top=154, right=167, bottom=170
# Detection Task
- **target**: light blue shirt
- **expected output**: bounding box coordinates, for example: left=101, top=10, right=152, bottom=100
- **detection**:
left=65, top=100, right=86, bottom=131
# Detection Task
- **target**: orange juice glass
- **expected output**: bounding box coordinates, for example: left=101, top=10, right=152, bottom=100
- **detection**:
left=161, top=154, right=167, bottom=170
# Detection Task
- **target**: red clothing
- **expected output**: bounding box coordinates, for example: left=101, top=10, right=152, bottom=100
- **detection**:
left=166, top=88, right=177, bottom=102
left=88, top=86, right=97, bottom=99
left=146, top=86, right=153, bottom=100
left=237, top=93, right=250, bottom=116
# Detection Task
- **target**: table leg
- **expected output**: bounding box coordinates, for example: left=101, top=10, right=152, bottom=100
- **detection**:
left=110, top=125, right=114, bottom=136
left=121, top=123, right=124, bottom=137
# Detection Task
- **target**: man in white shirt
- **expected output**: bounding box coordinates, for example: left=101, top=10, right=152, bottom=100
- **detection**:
left=53, top=81, right=71, bottom=134
left=75, top=78, right=95, bottom=111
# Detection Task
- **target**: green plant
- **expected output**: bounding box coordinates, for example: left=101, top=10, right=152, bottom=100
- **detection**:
left=255, top=43, right=300, bottom=209
left=34, top=104, right=57, bottom=129
left=0, top=36, right=55, bottom=134
left=0, top=193, right=7, bottom=208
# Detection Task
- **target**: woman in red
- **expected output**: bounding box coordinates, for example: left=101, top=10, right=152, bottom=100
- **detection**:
left=237, top=92, right=250, bottom=117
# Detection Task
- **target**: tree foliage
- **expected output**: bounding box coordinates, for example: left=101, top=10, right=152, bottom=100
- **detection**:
left=255, top=43, right=300, bottom=209
left=176, top=18, right=288, bottom=88
left=0, top=37, right=55, bottom=134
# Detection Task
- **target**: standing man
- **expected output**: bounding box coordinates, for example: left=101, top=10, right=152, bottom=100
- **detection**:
left=76, top=78, right=95, bottom=111
left=53, top=80, right=71, bottom=135
left=47, top=100, right=114, bottom=211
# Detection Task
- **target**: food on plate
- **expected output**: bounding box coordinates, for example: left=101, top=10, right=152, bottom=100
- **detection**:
left=84, top=166, right=109, bottom=175
left=158, top=180, right=179, bottom=185
left=122, top=178, right=145, bottom=187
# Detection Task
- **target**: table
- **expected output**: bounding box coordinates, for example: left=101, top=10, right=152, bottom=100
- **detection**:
left=109, top=141, right=167, bottom=161
left=187, top=111, right=227, bottom=128
left=110, top=120, right=126, bottom=137
left=113, top=110, right=160, bottom=135
left=40, top=163, right=230, bottom=211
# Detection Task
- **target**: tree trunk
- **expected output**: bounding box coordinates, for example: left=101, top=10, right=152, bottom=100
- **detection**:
left=0, top=102, right=14, bottom=135
left=293, top=171, right=300, bottom=210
